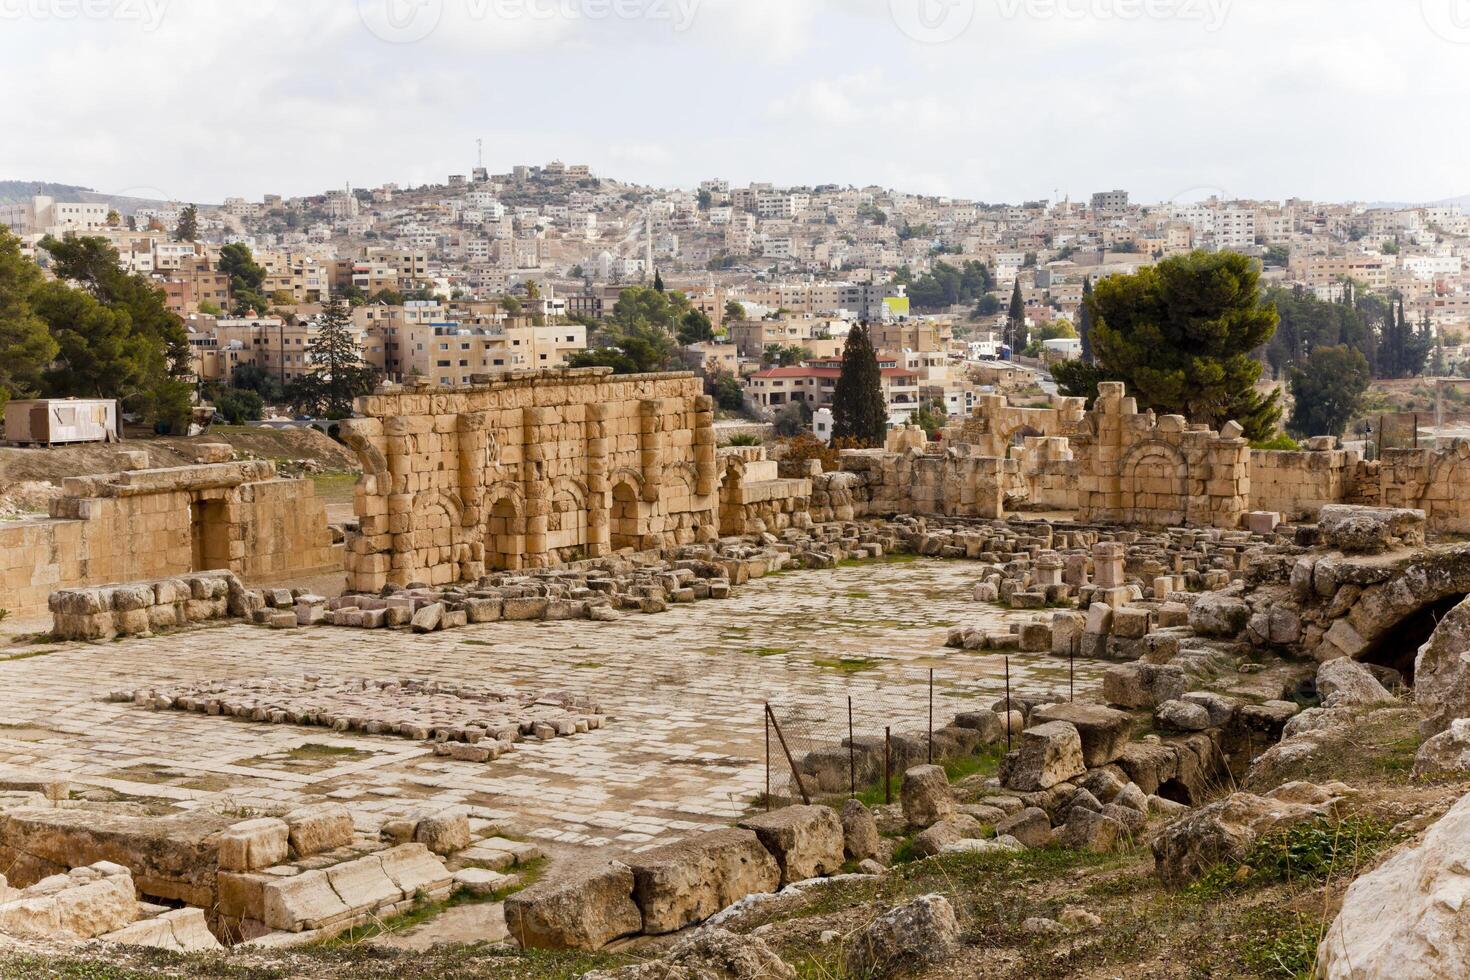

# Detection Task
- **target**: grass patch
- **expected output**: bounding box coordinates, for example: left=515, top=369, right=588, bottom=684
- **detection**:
left=812, top=657, right=880, bottom=674
left=754, top=647, right=792, bottom=658
left=1192, top=816, right=1403, bottom=896
left=1237, top=907, right=1325, bottom=980
left=287, top=743, right=370, bottom=763
left=844, top=590, right=871, bottom=600
left=0, top=650, right=52, bottom=662
left=310, top=471, right=360, bottom=506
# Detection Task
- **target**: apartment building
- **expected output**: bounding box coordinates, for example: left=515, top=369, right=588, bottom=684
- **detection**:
left=744, top=353, right=920, bottom=424
left=398, top=320, right=587, bottom=385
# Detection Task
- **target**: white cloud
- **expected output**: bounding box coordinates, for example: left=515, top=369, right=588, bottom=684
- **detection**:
left=0, top=0, right=1467, bottom=203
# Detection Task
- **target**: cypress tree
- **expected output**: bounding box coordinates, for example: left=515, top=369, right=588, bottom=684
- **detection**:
left=653, top=270, right=665, bottom=293
left=1079, top=276, right=1094, bottom=364
left=831, top=323, right=888, bottom=447
left=1007, top=277, right=1025, bottom=354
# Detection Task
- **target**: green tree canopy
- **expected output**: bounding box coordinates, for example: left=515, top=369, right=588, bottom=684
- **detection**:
left=174, top=205, right=199, bottom=242
left=39, top=234, right=191, bottom=426
left=1286, top=344, right=1370, bottom=440
left=1055, top=250, right=1282, bottom=441
left=0, top=230, right=59, bottom=412
left=285, top=300, right=379, bottom=419
left=831, top=323, right=887, bottom=447
left=218, top=242, right=270, bottom=316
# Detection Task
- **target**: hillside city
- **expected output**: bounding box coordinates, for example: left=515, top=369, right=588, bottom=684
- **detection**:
left=3, top=166, right=1465, bottom=446
left=7, top=28, right=1470, bottom=978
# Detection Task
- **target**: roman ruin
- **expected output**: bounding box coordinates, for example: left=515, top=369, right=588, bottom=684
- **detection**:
left=5, top=367, right=1470, bottom=976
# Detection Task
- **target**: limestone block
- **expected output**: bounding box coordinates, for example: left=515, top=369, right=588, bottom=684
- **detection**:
left=1030, top=704, right=1131, bottom=768
left=737, top=805, right=845, bottom=885
left=999, top=721, right=1086, bottom=792
left=284, top=804, right=354, bottom=858
left=504, top=861, right=641, bottom=950
left=625, top=828, right=780, bottom=934
left=216, top=818, right=290, bottom=872
left=901, top=765, right=956, bottom=829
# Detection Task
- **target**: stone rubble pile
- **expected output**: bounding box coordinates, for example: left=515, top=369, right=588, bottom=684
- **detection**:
left=0, top=861, right=221, bottom=952
left=106, top=675, right=603, bottom=761
left=49, top=570, right=258, bottom=641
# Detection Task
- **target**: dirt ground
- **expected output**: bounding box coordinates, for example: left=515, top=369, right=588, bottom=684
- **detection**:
left=0, top=425, right=360, bottom=494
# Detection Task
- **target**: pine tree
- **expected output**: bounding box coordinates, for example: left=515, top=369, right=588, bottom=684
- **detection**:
left=286, top=300, right=379, bottom=419
left=831, top=323, right=888, bottom=447
left=174, top=205, right=199, bottom=242
left=1078, top=276, right=1094, bottom=364
left=1055, top=250, right=1282, bottom=441
left=1007, top=278, right=1025, bottom=354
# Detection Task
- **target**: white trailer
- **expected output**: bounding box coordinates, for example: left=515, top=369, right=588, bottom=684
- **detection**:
left=3, top=398, right=121, bottom=446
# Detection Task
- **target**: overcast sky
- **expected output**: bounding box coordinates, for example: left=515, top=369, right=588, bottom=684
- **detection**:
left=4, top=0, right=1468, bottom=206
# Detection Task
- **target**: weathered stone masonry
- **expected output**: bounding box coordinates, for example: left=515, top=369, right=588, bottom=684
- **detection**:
left=340, top=369, right=721, bottom=591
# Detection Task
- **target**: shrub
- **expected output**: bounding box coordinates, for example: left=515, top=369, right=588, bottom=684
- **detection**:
left=722, top=434, right=762, bottom=447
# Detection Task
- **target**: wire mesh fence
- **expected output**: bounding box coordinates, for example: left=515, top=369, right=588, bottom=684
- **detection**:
left=759, top=654, right=1083, bottom=810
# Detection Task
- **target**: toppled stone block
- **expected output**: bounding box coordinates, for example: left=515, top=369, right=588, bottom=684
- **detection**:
left=1030, top=703, right=1132, bottom=768
left=901, top=765, right=956, bottom=829
left=215, top=818, right=289, bottom=872
left=504, top=861, right=642, bottom=950
left=284, top=803, right=354, bottom=858
left=999, top=721, right=1086, bottom=792
left=738, top=805, right=844, bottom=885
left=101, top=907, right=223, bottom=952
left=1318, top=505, right=1426, bottom=554
left=412, top=806, right=471, bottom=855
left=844, top=894, right=959, bottom=979
left=1102, top=662, right=1187, bottom=709
left=625, top=828, right=780, bottom=934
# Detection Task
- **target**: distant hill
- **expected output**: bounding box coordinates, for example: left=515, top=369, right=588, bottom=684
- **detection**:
left=0, top=180, right=177, bottom=215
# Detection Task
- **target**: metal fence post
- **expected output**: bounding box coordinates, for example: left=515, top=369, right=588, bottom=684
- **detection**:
left=927, top=668, right=934, bottom=765
left=764, top=703, right=771, bottom=811
left=884, top=726, right=892, bottom=804
left=765, top=703, right=809, bottom=805
left=1004, top=656, right=1012, bottom=753
left=847, top=696, right=856, bottom=799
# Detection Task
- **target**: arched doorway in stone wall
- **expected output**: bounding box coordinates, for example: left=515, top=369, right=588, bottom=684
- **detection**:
left=486, top=494, right=523, bottom=571
left=1123, top=442, right=1188, bottom=526
left=610, top=480, right=642, bottom=551
left=546, top=480, right=589, bottom=558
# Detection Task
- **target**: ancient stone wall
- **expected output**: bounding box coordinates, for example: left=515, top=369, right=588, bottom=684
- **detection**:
left=1014, top=437, right=1079, bottom=512
left=839, top=448, right=1011, bottom=519
left=1372, top=440, right=1470, bottom=534
left=340, top=369, right=719, bottom=591
left=1074, top=383, right=1251, bottom=530
left=717, top=447, right=813, bottom=536
left=1249, top=440, right=1360, bottom=521
left=945, top=394, right=1087, bottom=458
left=1, top=462, right=335, bottom=620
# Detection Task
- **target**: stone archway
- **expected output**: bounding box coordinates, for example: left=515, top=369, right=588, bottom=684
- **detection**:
left=485, top=488, right=524, bottom=571
left=610, top=480, right=643, bottom=552
left=1122, top=441, right=1188, bottom=526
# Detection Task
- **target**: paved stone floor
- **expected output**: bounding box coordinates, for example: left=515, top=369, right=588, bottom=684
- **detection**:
left=0, top=559, right=1104, bottom=857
